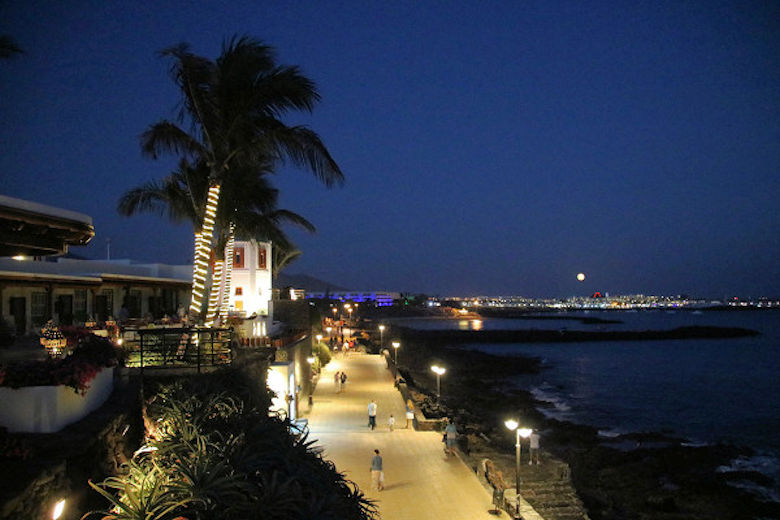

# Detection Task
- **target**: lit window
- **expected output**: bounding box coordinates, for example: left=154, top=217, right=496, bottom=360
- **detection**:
left=258, top=246, right=267, bottom=269
left=235, top=287, right=243, bottom=296
left=234, top=247, right=245, bottom=268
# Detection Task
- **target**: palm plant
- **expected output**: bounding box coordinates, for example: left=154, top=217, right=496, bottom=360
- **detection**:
left=87, top=370, right=377, bottom=519
left=136, top=35, right=343, bottom=322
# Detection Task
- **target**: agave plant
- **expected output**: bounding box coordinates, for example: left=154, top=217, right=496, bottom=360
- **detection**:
left=89, top=368, right=377, bottom=520
left=82, top=460, right=193, bottom=520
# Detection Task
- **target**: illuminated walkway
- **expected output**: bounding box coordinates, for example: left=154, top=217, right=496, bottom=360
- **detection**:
left=304, top=352, right=509, bottom=519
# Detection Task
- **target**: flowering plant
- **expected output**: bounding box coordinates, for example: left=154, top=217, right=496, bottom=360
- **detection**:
left=0, top=335, right=122, bottom=395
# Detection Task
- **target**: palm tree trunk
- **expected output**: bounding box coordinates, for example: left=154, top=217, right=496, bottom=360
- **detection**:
left=219, top=225, right=235, bottom=322
left=189, top=184, right=221, bottom=322
left=205, top=259, right=223, bottom=327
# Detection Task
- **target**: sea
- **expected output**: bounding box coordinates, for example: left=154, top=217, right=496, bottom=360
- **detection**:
left=394, top=310, right=780, bottom=501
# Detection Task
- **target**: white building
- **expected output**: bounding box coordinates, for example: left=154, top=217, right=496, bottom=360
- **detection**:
left=223, top=239, right=275, bottom=339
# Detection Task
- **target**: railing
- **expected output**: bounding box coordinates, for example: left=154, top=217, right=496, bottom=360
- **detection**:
left=121, top=326, right=234, bottom=372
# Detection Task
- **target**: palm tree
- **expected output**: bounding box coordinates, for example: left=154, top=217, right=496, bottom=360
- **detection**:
left=272, top=244, right=302, bottom=279
left=119, top=158, right=316, bottom=322
left=139, top=36, right=343, bottom=322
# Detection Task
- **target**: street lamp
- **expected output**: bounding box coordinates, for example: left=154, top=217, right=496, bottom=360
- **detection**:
left=326, top=326, right=332, bottom=337
left=307, top=356, right=316, bottom=405
left=379, top=324, right=386, bottom=349
left=52, top=499, right=66, bottom=520
left=504, top=420, right=532, bottom=496
left=392, top=341, right=400, bottom=364
left=430, top=365, right=446, bottom=400
left=316, top=334, right=323, bottom=344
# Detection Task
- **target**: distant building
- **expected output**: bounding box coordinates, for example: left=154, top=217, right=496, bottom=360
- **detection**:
left=305, top=291, right=399, bottom=306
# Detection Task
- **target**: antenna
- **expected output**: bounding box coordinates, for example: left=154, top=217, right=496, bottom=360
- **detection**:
left=106, top=238, right=111, bottom=260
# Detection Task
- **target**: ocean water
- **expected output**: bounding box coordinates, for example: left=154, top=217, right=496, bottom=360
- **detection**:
left=397, top=310, right=780, bottom=499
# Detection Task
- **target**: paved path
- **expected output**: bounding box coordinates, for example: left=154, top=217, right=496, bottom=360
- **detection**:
left=304, top=352, right=508, bottom=519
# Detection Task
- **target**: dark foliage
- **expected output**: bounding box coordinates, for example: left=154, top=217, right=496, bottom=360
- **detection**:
left=84, top=369, right=377, bottom=520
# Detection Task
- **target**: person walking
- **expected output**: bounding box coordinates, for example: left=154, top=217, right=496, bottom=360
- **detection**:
left=529, top=431, right=541, bottom=465
left=444, top=418, right=458, bottom=456
left=405, top=399, right=415, bottom=429
left=334, top=371, right=341, bottom=393
left=388, top=414, right=395, bottom=431
left=367, top=399, right=378, bottom=430
left=340, top=371, right=347, bottom=391
left=370, top=449, right=384, bottom=491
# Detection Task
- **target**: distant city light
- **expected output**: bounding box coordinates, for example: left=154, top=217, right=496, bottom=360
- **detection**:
left=577, top=273, right=586, bottom=282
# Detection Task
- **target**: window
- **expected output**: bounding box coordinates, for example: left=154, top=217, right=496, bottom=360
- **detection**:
left=74, top=289, right=87, bottom=316
left=235, top=287, right=243, bottom=296
left=258, top=246, right=267, bottom=269
left=234, top=247, right=245, bottom=268
left=102, top=289, right=114, bottom=315
left=31, top=292, right=47, bottom=325
left=127, top=290, right=142, bottom=317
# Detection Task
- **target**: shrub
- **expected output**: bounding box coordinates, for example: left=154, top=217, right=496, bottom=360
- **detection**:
left=84, top=370, right=377, bottom=519
left=0, top=334, right=121, bottom=394
left=312, top=343, right=332, bottom=366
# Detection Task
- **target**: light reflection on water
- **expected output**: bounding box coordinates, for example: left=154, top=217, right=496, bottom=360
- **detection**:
left=456, top=319, right=483, bottom=330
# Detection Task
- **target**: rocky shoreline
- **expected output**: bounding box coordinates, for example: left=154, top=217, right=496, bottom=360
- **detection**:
left=385, top=325, right=779, bottom=520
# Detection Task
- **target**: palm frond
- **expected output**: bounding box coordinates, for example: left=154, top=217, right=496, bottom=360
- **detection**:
left=266, top=124, right=344, bottom=187
left=140, top=120, right=206, bottom=160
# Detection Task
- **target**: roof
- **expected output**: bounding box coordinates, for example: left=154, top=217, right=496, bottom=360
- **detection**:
left=0, top=194, right=95, bottom=256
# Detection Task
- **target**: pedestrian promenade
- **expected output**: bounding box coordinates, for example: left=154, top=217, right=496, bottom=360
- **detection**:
left=304, top=352, right=507, bottom=519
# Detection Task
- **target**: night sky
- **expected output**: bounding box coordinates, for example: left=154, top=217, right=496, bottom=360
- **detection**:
left=1, top=1, right=778, bottom=298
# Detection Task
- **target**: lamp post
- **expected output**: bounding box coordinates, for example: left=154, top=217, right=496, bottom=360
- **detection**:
left=316, top=334, right=323, bottom=345
left=307, top=356, right=316, bottom=405
left=326, top=326, right=332, bottom=338
left=379, top=324, right=385, bottom=350
left=392, top=341, right=400, bottom=364
left=504, top=420, right=532, bottom=496
left=431, top=365, right=446, bottom=400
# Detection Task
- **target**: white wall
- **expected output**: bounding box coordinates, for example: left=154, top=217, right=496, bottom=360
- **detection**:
left=229, top=240, right=272, bottom=317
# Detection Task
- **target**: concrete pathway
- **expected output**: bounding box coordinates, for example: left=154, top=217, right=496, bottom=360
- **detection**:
left=305, top=352, right=508, bottom=519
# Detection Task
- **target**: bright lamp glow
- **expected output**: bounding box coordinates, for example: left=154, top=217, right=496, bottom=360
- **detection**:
left=392, top=341, right=400, bottom=349
left=431, top=365, right=446, bottom=375
left=52, top=499, right=66, bottom=520
left=505, top=419, right=519, bottom=431
left=379, top=325, right=386, bottom=332
left=519, top=428, right=533, bottom=438
left=307, top=356, right=316, bottom=364
left=316, top=334, right=323, bottom=343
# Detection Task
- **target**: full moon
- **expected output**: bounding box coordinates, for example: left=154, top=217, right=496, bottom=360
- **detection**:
left=577, top=273, right=586, bottom=282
